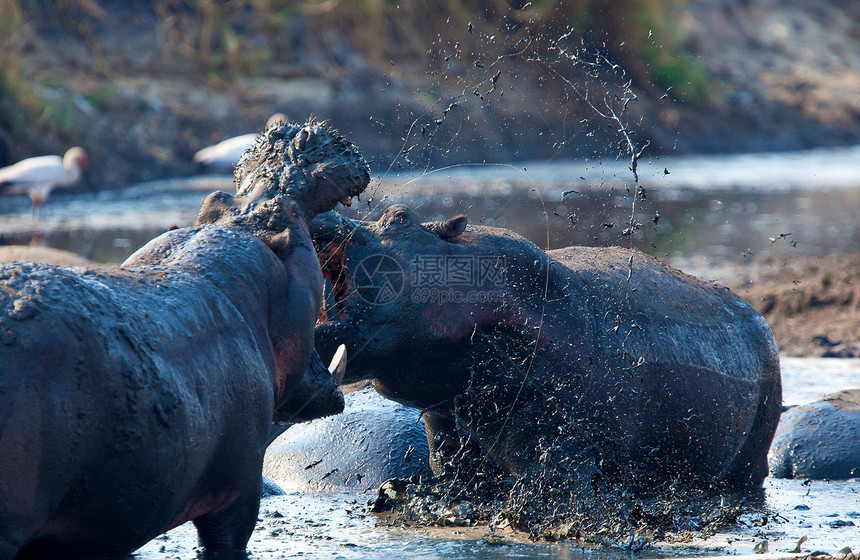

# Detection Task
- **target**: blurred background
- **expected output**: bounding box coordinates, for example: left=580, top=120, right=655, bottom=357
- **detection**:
left=1, top=0, right=857, bottom=186
left=2, top=5, right=860, bottom=556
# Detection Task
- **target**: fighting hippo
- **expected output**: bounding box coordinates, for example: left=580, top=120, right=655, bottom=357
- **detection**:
left=312, top=204, right=782, bottom=492
left=0, top=121, right=368, bottom=559
left=769, top=389, right=860, bottom=480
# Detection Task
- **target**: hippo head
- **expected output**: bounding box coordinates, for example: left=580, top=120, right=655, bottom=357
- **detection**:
left=197, top=121, right=370, bottom=234
left=196, top=120, right=369, bottom=423
left=312, top=204, right=523, bottom=409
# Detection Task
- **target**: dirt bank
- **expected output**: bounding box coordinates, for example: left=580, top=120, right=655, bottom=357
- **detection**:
left=683, top=254, right=860, bottom=358
left=726, top=254, right=860, bottom=359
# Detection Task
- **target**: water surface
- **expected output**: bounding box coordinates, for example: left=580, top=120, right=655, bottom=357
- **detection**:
left=1, top=147, right=858, bottom=263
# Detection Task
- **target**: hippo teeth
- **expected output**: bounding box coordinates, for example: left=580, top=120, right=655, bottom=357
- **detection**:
left=327, top=344, right=347, bottom=384
left=340, top=196, right=352, bottom=207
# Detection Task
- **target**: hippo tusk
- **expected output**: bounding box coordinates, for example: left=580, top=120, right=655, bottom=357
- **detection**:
left=327, top=343, right=347, bottom=384
left=340, top=196, right=352, bottom=207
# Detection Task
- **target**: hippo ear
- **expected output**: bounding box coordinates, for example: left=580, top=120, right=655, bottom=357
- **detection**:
left=427, top=215, right=467, bottom=240
left=296, top=126, right=316, bottom=151
left=196, top=191, right=236, bottom=225
left=265, top=229, right=293, bottom=260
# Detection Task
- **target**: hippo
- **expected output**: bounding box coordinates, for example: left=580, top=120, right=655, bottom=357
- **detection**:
left=769, top=389, right=860, bottom=480
left=312, top=204, right=782, bottom=493
left=264, top=388, right=431, bottom=493
left=0, top=121, right=368, bottom=559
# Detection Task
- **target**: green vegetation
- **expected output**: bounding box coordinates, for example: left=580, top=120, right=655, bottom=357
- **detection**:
left=144, top=0, right=707, bottom=102
left=2, top=65, right=83, bottom=139
left=83, top=84, right=120, bottom=110
left=0, top=0, right=30, bottom=139
left=623, top=0, right=711, bottom=101
left=0, top=0, right=89, bottom=145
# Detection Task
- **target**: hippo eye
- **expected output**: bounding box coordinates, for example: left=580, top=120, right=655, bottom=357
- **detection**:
left=393, top=211, right=408, bottom=224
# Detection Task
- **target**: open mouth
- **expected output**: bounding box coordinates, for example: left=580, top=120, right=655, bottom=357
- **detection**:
left=317, top=240, right=351, bottom=324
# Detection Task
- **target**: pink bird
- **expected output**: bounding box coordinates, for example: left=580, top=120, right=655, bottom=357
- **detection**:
left=0, top=146, right=88, bottom=216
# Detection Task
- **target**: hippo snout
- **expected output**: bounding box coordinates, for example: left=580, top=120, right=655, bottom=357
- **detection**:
left=273, top=348, right=346, bottom=423
left=311, top=211, right=358, bottom=244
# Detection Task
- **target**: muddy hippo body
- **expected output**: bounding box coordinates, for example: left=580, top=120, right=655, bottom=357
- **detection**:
left=264, top=388, right=431, bottom=493
left=0, top=122, right=368, bottom=559
left=769, top=390, right=860, bottom=480
left=313, top=205, right=782, bottom=489
left=0, top=231, right=280, bottom=557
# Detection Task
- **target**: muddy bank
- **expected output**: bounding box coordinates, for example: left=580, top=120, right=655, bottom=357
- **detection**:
left=690, top=254, right=860, bottom=358
left=130, top=477, right=860, bottom=559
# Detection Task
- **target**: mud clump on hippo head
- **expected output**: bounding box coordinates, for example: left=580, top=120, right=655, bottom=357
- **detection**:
left=198, top=121, right=370, bottom=234
left=198, top=120, right=371, bottom=424
left=236, top=121, right=369, bottom=214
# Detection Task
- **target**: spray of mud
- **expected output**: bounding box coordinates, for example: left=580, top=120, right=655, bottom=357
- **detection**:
left=320, top=13, right=770, bottom=550
left=369, top=368, right=767, bottom=547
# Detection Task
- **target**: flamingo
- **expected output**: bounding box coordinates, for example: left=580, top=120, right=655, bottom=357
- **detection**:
left=0, top=146, right=88, bottom=216
left=193, top=113, right=288, bottom=172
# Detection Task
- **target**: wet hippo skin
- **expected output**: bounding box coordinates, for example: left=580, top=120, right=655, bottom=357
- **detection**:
left=0, top=122, right=368, bottom=559
left=769, top=389, right=860, bottom=480
left=312, top=204, right=782, bottom=492
left=264, top=388, right=431, bottom=493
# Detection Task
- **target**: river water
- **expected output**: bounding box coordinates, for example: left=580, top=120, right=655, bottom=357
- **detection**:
left=1, top=145, right=858, bottom=263
left=1, top=147, right=859, bottom=559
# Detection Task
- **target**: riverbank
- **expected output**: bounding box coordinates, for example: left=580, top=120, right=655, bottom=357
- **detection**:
left=670, top=254, right=860, bottom=359
left=722, top=254, right=860, bottom=359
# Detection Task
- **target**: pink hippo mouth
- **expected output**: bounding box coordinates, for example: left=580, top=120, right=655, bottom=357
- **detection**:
left=317, top=240, right=352, bottom=324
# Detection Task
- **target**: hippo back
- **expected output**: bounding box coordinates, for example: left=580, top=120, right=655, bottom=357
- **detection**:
left=457, top=244, right=781, bottom=485
left=0, top=228, right=278, bottom=552
left=769, top=390, right=860, bottom=480
left=546, top=246, right=781, bottom=484
left=264, top=389, right=431, bottom=492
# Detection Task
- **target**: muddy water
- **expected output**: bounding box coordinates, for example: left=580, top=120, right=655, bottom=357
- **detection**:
left=130, top=359, right=860, bottom=560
